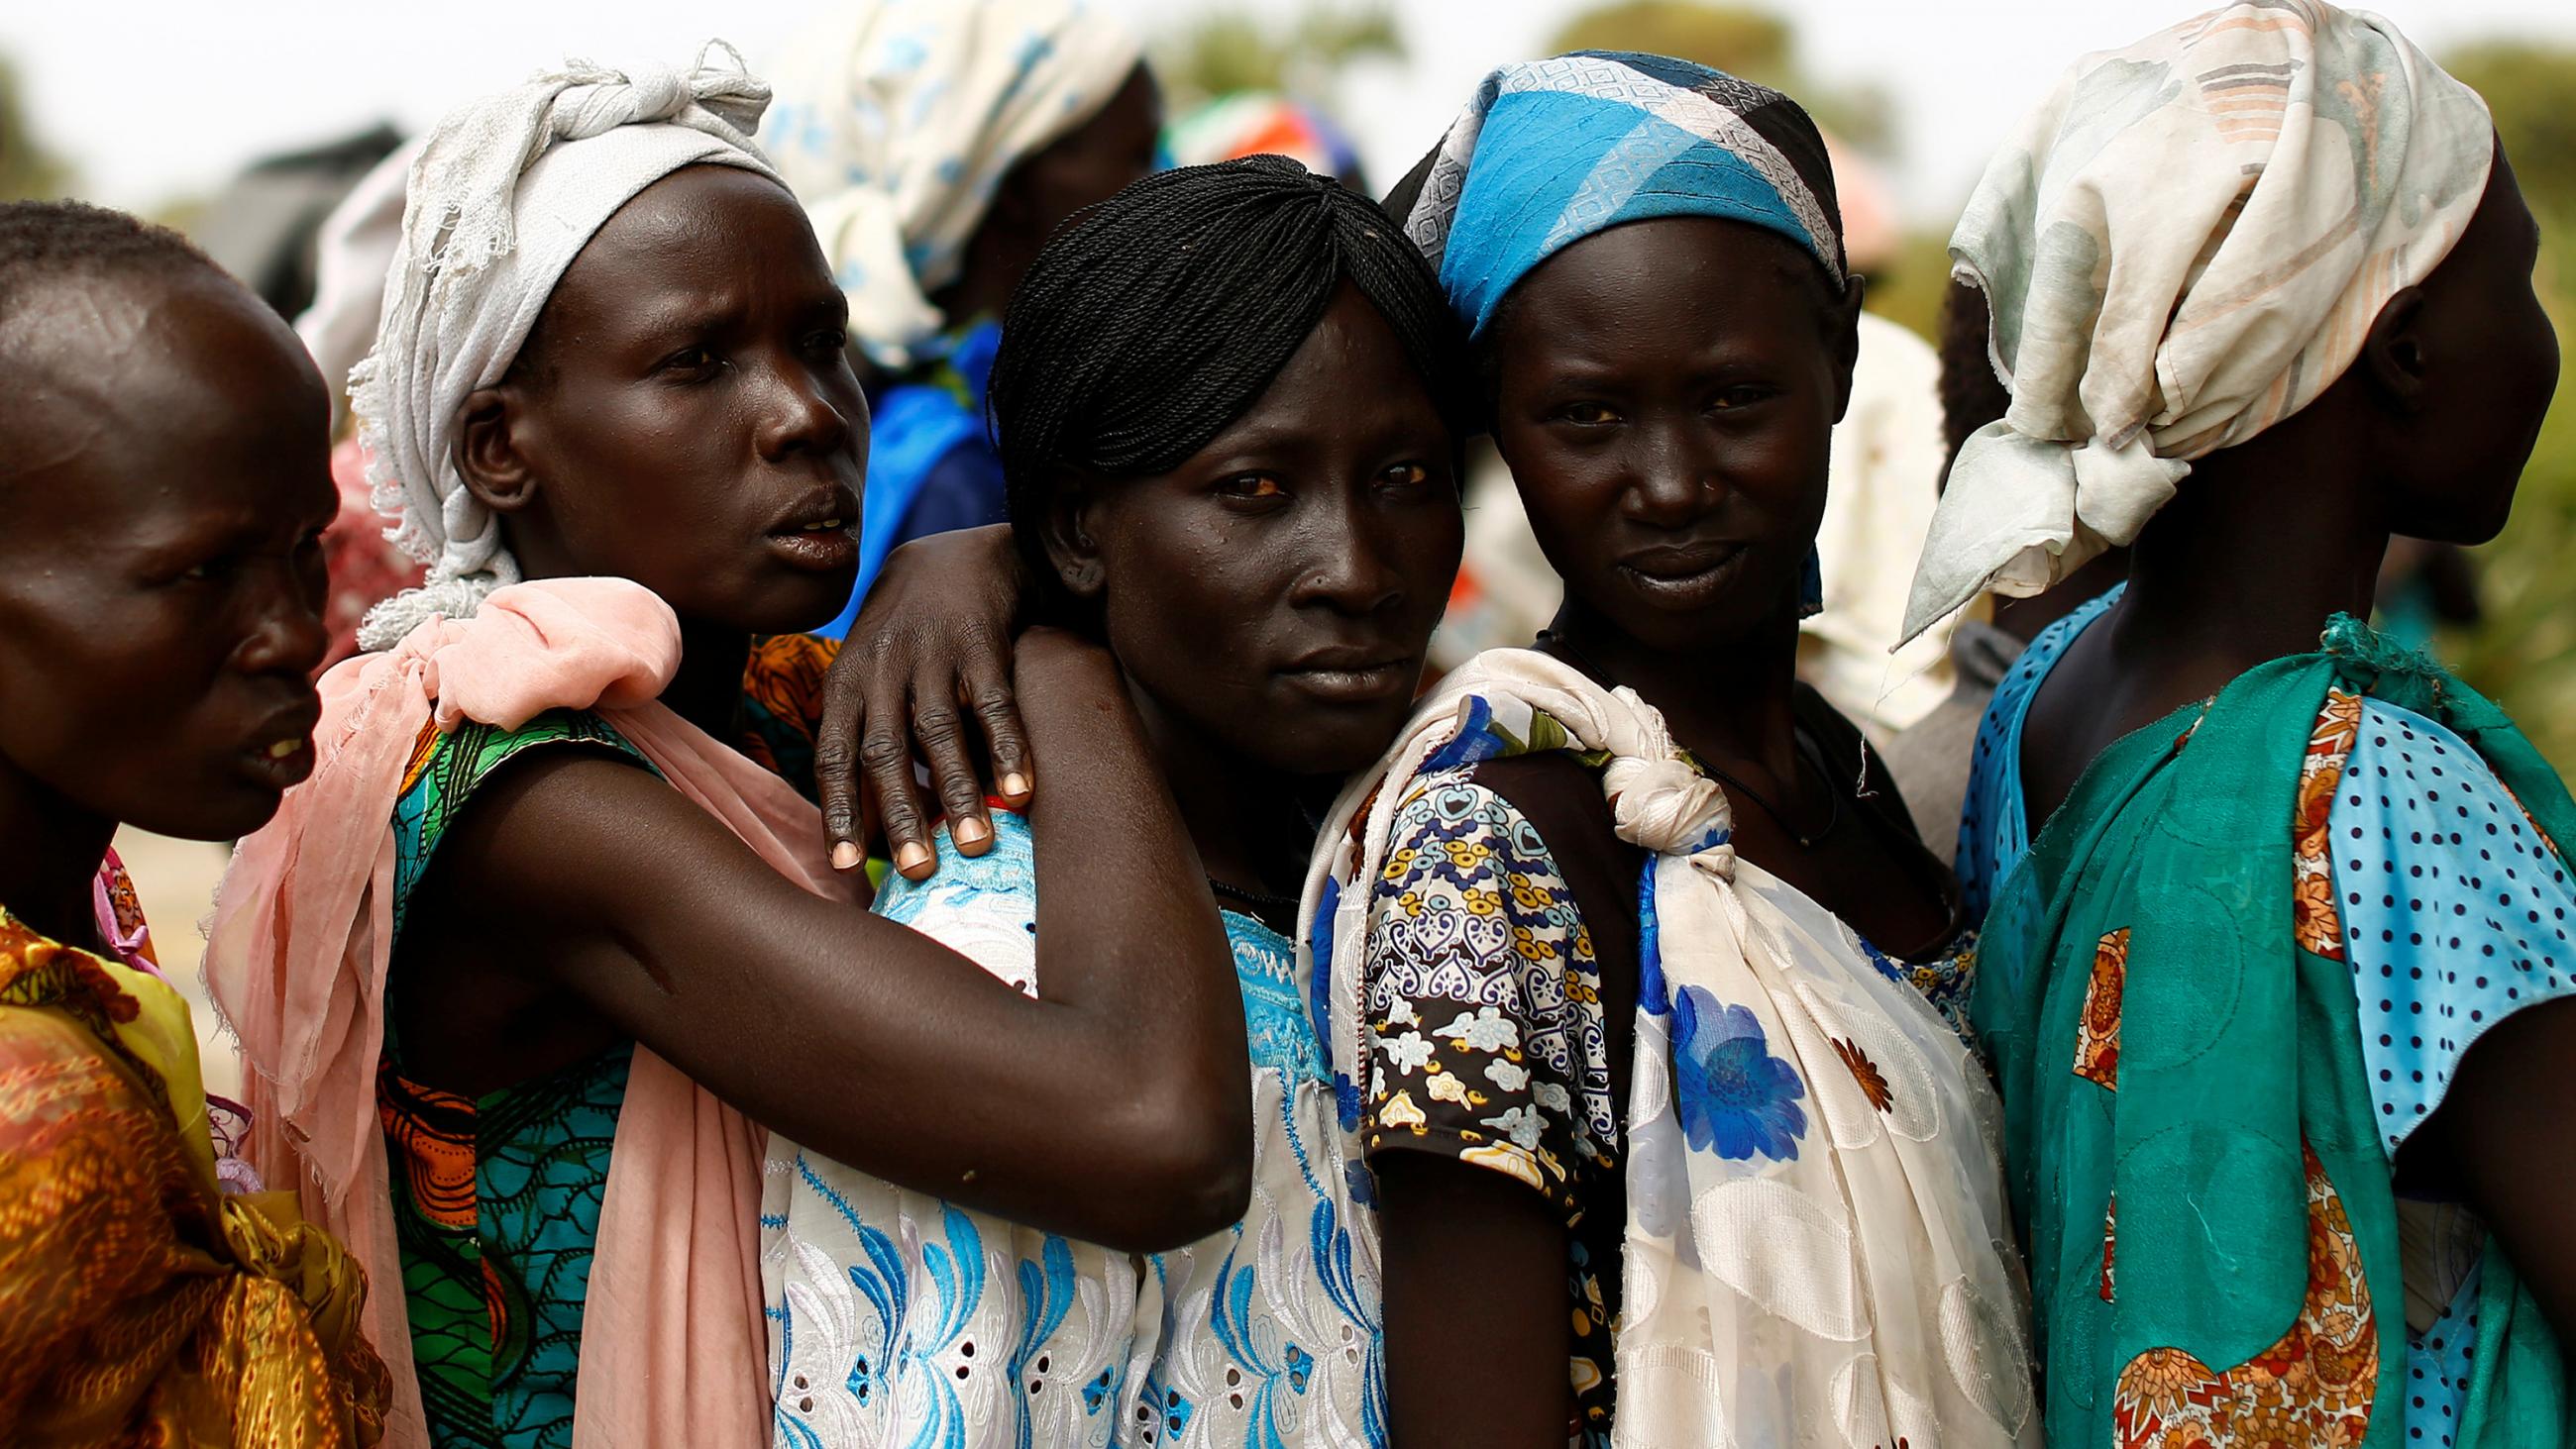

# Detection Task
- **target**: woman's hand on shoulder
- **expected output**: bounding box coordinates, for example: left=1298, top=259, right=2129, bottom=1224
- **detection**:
left=814, top=524, right=1030, bottom=880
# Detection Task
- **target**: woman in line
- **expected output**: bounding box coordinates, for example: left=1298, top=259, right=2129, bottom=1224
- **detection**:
left=766, top=155, right=1470, bottom=1449
left=765, top=0, right=1163, bottom=635
left=206, top=50, right=1249, bottom=1449
left=1307, top=53, right=2033, bottom=1448
left=0, top=201, right=388, bottom=1444
left=823, top=52, right=2038, bottom=1449
left=1914, top=5, right=2568, bottom=1443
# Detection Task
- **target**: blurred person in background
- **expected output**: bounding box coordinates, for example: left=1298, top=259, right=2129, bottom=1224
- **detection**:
left=763, top=0, right=1163, bottom=636
left=1164, top=88, right=1368, bottom=190
left=295, top=140, right=428, bottom=672
left=1920, top=6, right=2573, bottom=1443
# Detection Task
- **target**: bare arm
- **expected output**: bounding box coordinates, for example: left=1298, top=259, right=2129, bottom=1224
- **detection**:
left=1378, top=1153, right=1574, bottom=1447
left=815, top=524, right=1030, bottom=880
left=435, top=627, right=1249, bottom=1252
left=2412, top=996, right=2576, bottom=1332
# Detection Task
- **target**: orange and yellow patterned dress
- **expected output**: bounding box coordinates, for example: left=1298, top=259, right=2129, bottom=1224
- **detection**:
left=0, top=892, right=390, bottom=1445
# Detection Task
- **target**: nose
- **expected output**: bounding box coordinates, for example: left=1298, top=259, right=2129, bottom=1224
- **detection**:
left=235, top=561, right=329, bottom=679
left=754, top=356, right=858, bottom=465
left=1622, top=417, right=1723, bottom=529
left=1289, top=488, right=1404, bottom=618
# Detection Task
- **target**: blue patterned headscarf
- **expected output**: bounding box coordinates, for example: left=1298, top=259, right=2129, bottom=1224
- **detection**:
left=1386, top=52, right=1845, bottom=340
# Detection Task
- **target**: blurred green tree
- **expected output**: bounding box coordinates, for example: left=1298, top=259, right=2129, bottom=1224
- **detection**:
left=1158, top=4, right=1404, bottom=112
left=2430, top=42, right=2576, bottom=764
left=0, top=53, right=72, bottom=200
left=1546, top=1, right=1892, bottom=153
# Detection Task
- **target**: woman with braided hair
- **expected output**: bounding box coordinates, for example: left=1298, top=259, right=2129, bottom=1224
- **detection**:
left=204, top=49, right=1252, bottom=1449
left=763, top=155, right=1473, bottom=1448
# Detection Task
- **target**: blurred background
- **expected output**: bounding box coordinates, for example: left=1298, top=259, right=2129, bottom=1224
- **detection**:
left=7, top=0, right=2573, bottom=1086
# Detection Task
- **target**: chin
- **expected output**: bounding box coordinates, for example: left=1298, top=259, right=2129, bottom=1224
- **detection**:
left=130, top=778, right=291, bottom=844
left=1238, top=714, right=1409, bottom=780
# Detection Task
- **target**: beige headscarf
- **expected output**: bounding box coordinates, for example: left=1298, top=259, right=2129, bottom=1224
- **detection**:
left=1901, top=1, right=2495, bottom=643
left=760, top=0, right=1142, bottom=367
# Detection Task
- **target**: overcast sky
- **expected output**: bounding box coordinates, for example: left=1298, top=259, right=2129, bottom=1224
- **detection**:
left=10, top=0, right=2573, bottom=220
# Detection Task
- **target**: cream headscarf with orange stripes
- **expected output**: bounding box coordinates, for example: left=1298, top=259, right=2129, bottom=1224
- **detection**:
left=1902, top=1, right=2494, bottom=642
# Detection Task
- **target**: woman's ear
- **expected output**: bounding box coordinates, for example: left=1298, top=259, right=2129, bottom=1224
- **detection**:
left=1826, top=272, right=1867, bottom=425
left=2360, top=285, right=2432, bottom=414
left=452, top=384, right=539, bottom=515
left=1037, top=473, right=1106, bottom=601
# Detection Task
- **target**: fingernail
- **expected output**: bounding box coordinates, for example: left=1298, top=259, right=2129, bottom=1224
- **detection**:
left=1000, top=772, right=1030, bottom=799
left=896, top=842, right=933, bottom=877
left=954, top=815, right=991, bottom=847
left=830, top=840, right=863, bottom=872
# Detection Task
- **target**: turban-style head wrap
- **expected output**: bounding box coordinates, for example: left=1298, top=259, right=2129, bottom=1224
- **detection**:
left=760, top=0, right=1143, bottom=368
left=1900, top=0, right=2495, bottom=642
left=1385, top=51, right=1846, bottom=343
left=353, top=43, right=783, bottom=654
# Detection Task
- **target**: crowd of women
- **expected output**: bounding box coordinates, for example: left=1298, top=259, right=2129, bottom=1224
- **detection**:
left=0, top=0, right=2564, bottom=1445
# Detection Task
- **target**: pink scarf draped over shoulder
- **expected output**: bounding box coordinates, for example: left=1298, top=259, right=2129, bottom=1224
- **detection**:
left=206, top=576, right=851, bottom=1449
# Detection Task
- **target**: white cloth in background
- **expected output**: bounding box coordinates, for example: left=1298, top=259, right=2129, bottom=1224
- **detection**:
left=760, top=0, right=1141, bottom=367
left=1802, top=310, right=1956, bottom=736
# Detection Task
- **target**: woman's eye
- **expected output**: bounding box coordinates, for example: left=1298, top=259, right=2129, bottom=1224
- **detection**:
left=1216, top=473, right=1285, bottom=501
left=176, top=557, right=229, bottom=585
left=805, top=330, right=850, bottom=358
left=1709, top=386, right=1775, bottom=411
left=1378, top=463, right=1433, bottom=490
left=1555, top=401, right=1619, bottom=425
left=662, top=347, right=723, bottom=375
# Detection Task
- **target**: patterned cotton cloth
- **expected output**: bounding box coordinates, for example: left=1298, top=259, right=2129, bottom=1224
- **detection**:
left=1304, top=649, right=2036, bottom=1447
left=1960, top=596, right=2576, bottom=1448
left=372, top=637, right=836, bottom=1449
left=762, top=809, right=1382, bottom=1449
left=760, top=0, right=1142, bottom=367
left=1902, top=1, right=2497, bottom=642
left=0, top=904, right=390, bottom=1446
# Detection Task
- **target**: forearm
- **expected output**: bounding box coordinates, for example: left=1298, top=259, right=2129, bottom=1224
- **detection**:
left=458, top=755, right=1244, bottom=1249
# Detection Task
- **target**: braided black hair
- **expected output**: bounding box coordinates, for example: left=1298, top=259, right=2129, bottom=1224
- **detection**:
left=988, top=155, right=1474, bottom=599
left=0, top=200, right=219, bottom=335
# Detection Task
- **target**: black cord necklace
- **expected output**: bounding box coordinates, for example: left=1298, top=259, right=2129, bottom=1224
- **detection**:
left=1535, top=628, right=1844, bottom=848
left=1207, top=877, right=1304, bottom=926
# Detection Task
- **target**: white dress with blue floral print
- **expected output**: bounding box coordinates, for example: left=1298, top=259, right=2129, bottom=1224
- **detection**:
left=761, top=810, right=1383, bottom=1449
left=1305, top=649, right=2038, bottom=1449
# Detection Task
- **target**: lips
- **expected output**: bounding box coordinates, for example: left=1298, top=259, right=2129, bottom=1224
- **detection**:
left=766, top=482, right=862, bottom=572
left=1278, top=646, right=1419, bottom=706
left=1616, top=540, right=1750, bottom=606
left=238, top=699, right=322, bottom=791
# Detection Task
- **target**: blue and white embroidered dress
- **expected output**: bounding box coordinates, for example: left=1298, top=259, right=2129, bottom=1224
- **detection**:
left=761, top=811, right=1382, bottom=1449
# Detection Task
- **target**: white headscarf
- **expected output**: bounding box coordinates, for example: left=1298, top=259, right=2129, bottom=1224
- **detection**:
left=1900, top=1, right=2495, bottom=643
left=354, top=43, right=783, bottom=652
left=760, top=0, right=1142, bottom=367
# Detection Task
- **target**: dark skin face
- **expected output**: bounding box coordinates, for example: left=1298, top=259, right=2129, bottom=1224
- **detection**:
left=938, top=62, right=1163, bottom=326
left=458, top=164, right=868, bottom=652
left=1388, top=216, right=1979, bottom=1448
left=1042, top=286, right=1462, bottom=817
left=0, top=268, right=332, bottom=950
left=2015, top=145, right=2576, bottom=1336
left=1491, top=217, right=1852, bottom=657
left=399, top=162, right=1254, bottom=1251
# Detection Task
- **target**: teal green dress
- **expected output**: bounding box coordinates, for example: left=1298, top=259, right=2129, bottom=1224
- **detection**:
left=377, top=635, right=836, bottom=1448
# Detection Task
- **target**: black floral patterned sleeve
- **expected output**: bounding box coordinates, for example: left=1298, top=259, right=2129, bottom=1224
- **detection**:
left=1358, top=764, right=1624, bottom=1442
